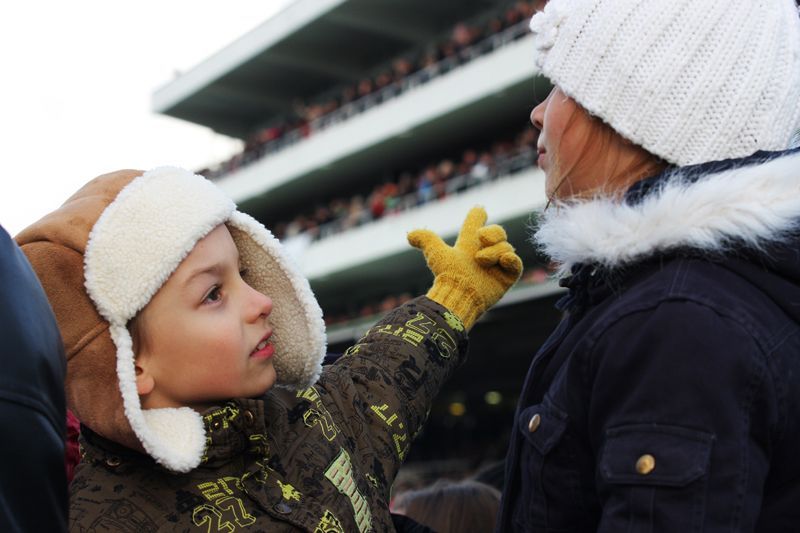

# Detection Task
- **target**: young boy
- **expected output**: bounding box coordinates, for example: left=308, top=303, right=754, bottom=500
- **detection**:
left=16, top=166, right=521, bottom=532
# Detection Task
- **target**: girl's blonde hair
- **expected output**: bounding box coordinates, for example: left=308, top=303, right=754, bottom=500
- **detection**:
left=547, top=103, right=670, bottom=206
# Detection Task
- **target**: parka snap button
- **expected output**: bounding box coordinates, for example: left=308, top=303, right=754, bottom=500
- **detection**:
left=105, top=456, right=121, bottom=468
left=528, top=413, right=541, bottom=433
left=636, top=454, right=656, bottom=475
left=274, top=502, right=293, bottom=514
left=243, top=410, right=254, bottom=426
left=211, top=420, right=222, bottom=431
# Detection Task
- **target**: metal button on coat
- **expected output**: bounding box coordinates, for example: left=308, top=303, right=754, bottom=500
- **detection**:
left=528, top=413, right=541, bottom=433
left=105, top=456, right=121, bottom=468
left=243, top=410, right=254, bottom=426
left=636, top=454, right=656, bottom=475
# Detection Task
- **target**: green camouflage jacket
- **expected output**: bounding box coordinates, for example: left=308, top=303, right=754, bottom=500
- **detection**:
left=69, top=297, right=468, bottom=532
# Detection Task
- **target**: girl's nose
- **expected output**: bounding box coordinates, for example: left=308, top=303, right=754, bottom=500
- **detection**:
left=530, top=101, right=545, bottom=131
left=531, top=87, right=553, bottom=131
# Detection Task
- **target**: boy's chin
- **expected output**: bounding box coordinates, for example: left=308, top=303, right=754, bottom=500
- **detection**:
left=250, top=372, right=278, bottom=398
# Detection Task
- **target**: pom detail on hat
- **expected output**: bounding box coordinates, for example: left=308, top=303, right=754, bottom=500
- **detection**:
left=529, top=0, right=571, bottom=67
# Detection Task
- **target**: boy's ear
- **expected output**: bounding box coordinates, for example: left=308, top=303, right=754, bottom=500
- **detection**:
left=135, top=361, right=155, bottom=396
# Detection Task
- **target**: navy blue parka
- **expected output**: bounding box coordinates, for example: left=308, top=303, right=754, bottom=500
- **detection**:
left=498, top=148, right=800, bottom=532
left=0, top=225, right=67, bottom=532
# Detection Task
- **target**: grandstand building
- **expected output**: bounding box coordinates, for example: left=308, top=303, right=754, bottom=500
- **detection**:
left=153, top=0, right=560, bottom=479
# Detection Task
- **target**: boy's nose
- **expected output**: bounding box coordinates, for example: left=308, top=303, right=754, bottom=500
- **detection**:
left=247, top=285, right=273, bottom=322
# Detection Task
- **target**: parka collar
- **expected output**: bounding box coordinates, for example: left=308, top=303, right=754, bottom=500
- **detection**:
left=535, top=148, right=800, bottom=276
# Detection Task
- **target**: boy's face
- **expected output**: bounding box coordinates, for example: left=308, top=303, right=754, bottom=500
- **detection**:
left=135, top=224, right=277, bottom=412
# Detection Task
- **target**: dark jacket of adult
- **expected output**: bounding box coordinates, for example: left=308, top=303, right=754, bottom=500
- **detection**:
left=0, top=225, right=67, bottom=531
left=498, top=148, right=800, bottom=532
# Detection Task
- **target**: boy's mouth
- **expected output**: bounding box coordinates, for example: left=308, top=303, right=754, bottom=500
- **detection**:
left=250, top=332, right=274, bottom=359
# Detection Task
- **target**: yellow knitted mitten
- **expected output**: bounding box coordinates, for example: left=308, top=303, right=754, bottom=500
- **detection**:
left=408, top=206, right=523, bottom=329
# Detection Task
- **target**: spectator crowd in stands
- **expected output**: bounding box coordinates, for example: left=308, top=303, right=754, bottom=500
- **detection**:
left=201, top=0, right=555, bottom=362
left=274, top=125, right=538, bottom=244
left=199, top=1, right=546, bottom=180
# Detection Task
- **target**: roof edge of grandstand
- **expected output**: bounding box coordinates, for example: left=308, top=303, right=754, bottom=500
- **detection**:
left=151, top=0, right=347, bottom=115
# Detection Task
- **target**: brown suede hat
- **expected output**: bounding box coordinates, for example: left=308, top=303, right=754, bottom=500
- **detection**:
left=16, top=167, right=326, bottom=472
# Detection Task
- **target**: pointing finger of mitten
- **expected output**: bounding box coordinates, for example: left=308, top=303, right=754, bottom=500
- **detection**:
left=475, top=241, right=515, bottom=267
left=499, top=251, right=524, bottom=277
left=478, top=224, right=507, bottom=247
left=408, top=229, right=450, bottom=271
left=454, top=206, right=488, bottom=252
left=408, top=229, right=446, bottom=252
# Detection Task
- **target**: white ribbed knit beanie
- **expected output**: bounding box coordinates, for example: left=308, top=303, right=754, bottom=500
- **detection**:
left=530, top=0, right=800, bottom=166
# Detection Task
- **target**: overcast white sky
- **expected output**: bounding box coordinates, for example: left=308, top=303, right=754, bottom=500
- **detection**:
left=0, top=0, right=294, bottom=235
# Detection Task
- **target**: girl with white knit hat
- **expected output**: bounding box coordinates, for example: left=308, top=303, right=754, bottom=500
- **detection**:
left=498, top=0, right=800, bottom=531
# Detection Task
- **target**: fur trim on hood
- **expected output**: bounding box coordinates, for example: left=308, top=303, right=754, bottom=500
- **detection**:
left=535, top=149, right=800, bottom=275
left=16, top=167, right=326, bottom=473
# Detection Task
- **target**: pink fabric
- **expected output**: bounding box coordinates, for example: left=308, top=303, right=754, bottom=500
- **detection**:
left=65, top=409, right=80, bottom=483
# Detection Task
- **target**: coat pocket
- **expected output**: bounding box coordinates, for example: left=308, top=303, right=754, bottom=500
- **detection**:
left=515, top=400, right=582, bottom=531
left=520, top=402, right=567, bottom=454
left=599, top=424, right=714, bottom=532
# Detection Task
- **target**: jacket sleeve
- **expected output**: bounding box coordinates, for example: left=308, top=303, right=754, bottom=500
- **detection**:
left=318, top=296, right=469, bottom=496
left=587, top=300, right=775, bottom=533
left=0, top=226, right=68, bottom=533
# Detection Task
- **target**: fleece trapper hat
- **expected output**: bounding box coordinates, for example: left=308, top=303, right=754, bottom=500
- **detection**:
left=529, top=0, right=800, bottom=166
left=16, top=167, right=326, bottom=472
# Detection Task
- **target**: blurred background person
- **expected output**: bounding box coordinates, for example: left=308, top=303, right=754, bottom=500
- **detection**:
left=393, top=479, right=501, bottom=533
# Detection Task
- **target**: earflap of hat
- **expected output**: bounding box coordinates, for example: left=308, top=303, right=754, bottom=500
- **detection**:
left=226, top=211, right=327, bottom=389
left=109, top=324, right=206, bottom=473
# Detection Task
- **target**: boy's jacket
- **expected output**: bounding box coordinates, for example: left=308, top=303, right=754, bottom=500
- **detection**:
left=70, top=297, right=469, bottom=532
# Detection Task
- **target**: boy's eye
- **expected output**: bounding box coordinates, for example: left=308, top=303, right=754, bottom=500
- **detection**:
left=204, top=286, right=222, bottom=304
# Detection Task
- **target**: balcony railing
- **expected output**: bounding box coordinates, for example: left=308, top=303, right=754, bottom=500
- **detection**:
left=205, top=20, right=532, bottom=180
left=282, top=146, right=536, bottom=247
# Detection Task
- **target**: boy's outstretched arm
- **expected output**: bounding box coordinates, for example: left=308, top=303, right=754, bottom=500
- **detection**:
left=408, top=205, right=523, bottom=329
left=315, top=207, right=522, bottom=506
